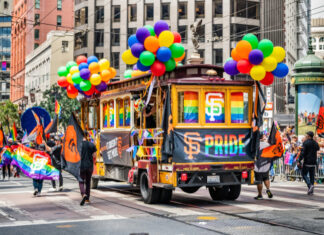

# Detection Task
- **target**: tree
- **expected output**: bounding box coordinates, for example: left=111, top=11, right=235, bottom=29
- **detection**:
left=39, top=85, right=81, bottom=129
left=0, top=100, right=20, bottom=135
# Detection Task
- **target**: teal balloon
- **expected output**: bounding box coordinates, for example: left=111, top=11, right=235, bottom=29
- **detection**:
left=257, top=39, right=274, bottom=57
left=144, top=25, right=155, bottom=36
left=66, top=61, right=78, bottom=72
left=225, top=57, right=233, bottom=62
left=164, top=58, right=176, bottom=72
left=242, top=33, right=259, bottom=49
left=124, top=69, right=133, bottom=78
left=170, top=43, right=185, bottom=59
left=72, top=72, right=82, bottom=84
left=139, top=51, right=155, bottom=66
left=57, top=66, right=68, bottom=77
left=177, top=62, right=183, bottom=66
left=80, top=80, right=92, bottom=91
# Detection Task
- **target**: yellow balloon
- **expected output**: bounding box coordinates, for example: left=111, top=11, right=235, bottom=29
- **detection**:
left=98, top=59, right=110, bottom=72
left=131, top=70, right=146, bottom=77
left=122, top=49, right=138, bottom=65
left=158, top=31, right=174, bottom=47
left=90, top=74, right=102, bottom=86
left=261, top=56, right=277, bottom=72
left=250, top=65, right=266, bottom=81
left=66, top=73, right=73, bottom=84
left=270, top=46, right=285, bottom=63
left=69, top=66, right=79, bottom=75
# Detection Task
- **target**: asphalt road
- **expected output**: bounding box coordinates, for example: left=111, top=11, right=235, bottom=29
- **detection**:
left=0, top=174, right=324, bottom=235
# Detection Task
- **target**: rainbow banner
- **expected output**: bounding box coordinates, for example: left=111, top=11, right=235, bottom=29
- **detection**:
left=11, top=122, right=18, bottom=141
left=184, top=92, right=198, bottom=123
left=119, top=101, right=124, bottom=126
left=205, top=92, right=225, bottom=123
left=109, top=101, right=115, bottom=128
left=103, top=104, right=108, bottom=128
left=0, top=146, right=13, bottom=167
left=231, top=92, right=244, bottom=123
left=55, top=100, right=61, bottom=118
left=89, top=129, right=96, bottom=143
left=125, top=100, right=131, bottom=126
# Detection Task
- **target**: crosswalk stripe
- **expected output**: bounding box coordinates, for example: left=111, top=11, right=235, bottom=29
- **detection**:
left=243, top=186, right=324, bottom=197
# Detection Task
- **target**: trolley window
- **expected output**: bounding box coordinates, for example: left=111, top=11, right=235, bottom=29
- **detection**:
left=178, top=91, right=199, bottom=124
left=230, top=92, right=249, bottom=124
left=204, top=91, right=225, bottom=124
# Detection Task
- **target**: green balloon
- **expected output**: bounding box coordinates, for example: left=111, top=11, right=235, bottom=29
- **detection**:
left=80, top=80, right=91, bottom=91
left=57, top=66, right=68, bottom=77
left=164, top=58, right=176, bottom=72
left=225, top=57, right=233, bottom=62
left=139, top=51, right=155, bottom=66
left=124, top=69, right=133, bottom=78
left=242, top=33, right=259, bottom=49
left=257, top=39, right=274, bottom=57
left=66, top=61, right=78, bottom=72
left=170, top=43, right=185, bottom=59
left=177, top=62, right=183, bottom=66
left=72, top=72, right=82, bottom=84
left=144, top=25, right=155, bottom=36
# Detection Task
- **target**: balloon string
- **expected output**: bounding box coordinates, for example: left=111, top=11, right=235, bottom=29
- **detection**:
left=142, top=74, right=154, bottom=98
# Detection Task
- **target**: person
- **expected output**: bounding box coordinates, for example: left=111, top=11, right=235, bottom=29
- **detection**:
left=2, top=138, right=13, bottom=180
left=79, top=131, right=97, bottom=206
left=32, top=143, right=46, bottom=197
left=298, top=131, right=319, bottom=195
left=254, top=133, right=273, bottom=200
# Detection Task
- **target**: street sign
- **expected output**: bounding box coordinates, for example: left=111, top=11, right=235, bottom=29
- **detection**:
left=264, top=110, right=273, bottom=118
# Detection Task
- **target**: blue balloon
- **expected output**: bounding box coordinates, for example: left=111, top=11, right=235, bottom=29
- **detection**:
left=87, top=55, right=99, bottom=65
left=156, top=47, right=172, bottom=62
left=272, top=63, right=289, bottom=78
left=224, top=60, right=239, bottom=76
left=78, top=62, right=88, bottom=71
left=74, top=84, right=83, bottom=92
left=137, top=60, right=151, bottom=71
left=128, top=34, right=139, bottom=48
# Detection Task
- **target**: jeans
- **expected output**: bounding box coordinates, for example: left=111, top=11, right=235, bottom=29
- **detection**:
left=302, top=166, right=315, bottom=187
left=2, top=164, right=11, bottom=179
left=33, top=179, right=44, bottom=192
left=51, top=170, right=63, bottom=188
left=79, top=168, right=93, bottom=199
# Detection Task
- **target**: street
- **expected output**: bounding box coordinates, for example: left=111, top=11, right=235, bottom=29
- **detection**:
left=0, top=175, right=323, bottom=235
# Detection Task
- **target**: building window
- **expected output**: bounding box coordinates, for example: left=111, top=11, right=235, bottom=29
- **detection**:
left=128, top=4, right=137, bottom=22
left=96, top=6, right=104, bottom=23
left=178, top=25, right=187, bottom=43
left=34, top=43, right=39, bottom=49
left=197, top=24, right=205, bottom=42
left=178, top=2, right=187, bottom=19
left=213, top=0, right=222, bottom=17
left=95, top=53, right=104, bottom=59
left=62, top=41, right=69, bottom=52
left=231, top=0, right=259, bottom=19
left=57, top=0, right=62, bottom=10
left=195, top=1, right=205, bottom=19
left=127, top=28, right=136, bottom=39
left=161, top=3, right=170, bottom=20
left=35, top=0, right=40, bottom=9
left=111, top=52, right=119, bottom=69
left=34, top=29, right=39, bottom=40
left=198, top=49, right=205, bottom=62
left=320, top=37, right=324, bottom=43
left=111, top=28, right=120, bottom=46
left=213, top=49, right=223, bottom=65
left=34, top=14, right=40, bottom=25
left=4, top=1, right=8, bottom=9
left=247, top=1, right=259, bottom=19
left=231, top=24, right=259, bottom=41
left=95, top=29, right=104, bottom=47
left=112, top=5, right=120, bottom=22
left=213, top=24, right=223, bottom=41
left=75, top=7, right=88, bottom=27
left=75, top=32, right=88, bottom=50
left=145, top=4, right=153, bottom=21
left=57, top=15, right=62, bottom=26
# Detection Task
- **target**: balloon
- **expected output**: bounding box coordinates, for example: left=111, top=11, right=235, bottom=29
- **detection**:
left=109, top=67, right=117, bottom=78
left=101, top=69, right=112, bottom=82
left=78, top=62, right=88, bottom=71
left=271, top=46, right=286, bottom=63
left=173, top=32, right=181, bottom=43
left=57, top=66, right=68, bottom=77
left=139, top=51, right=155, bottom=66
left=124, top=69, right=133, bottom=78
left=88, top=62, right=100, bottom=74
left=154, top=20, right=169, bottom=36
left=170, top=43, right=184, bottom=58
left=131, top=43, right=145, bottom=58
left=174, top=52, right=185, bottom=62
left=164, top=58, right=176, bottom=72
left=76, top=55, right=87, bottom=65
left=272, top=63, right=289, bottom=78
left=80, top=80, right=92, bottom=91
left=236, top=40, right=252, bottom=59
left=66, top=61, right=77, bottom=72
left=144, top=36, right=160, bottom=53
left=250, top=65, right=266, bottom=81
left=57, top=76, right=69, bottom=87
left=67, top=84, right=78, bottom=94
left=237, top=59, right=252, bottom=74
left=80, top=68, right=91, bottom=80
left=224, top=60, right=239, bottom=76
left=66, top=73, right=73, bottom=84
left=128, top=34, right=139, bottom=47
left=231, top=48, right=242, bottom=61
left=84, top=86, right=95, bottom=96
left=122, top=49, right=138, bottom=65
left=156, top=47, right=172, bottom=62
left=242, top=33, right=259, bottom=49
left=95, top=82, right=107, bottom=92
left=158, top=31, right=174, bottom=47
left=258, top=39, right=274, bottom=57
left=131, top=70, right=145, bottom=77
left=136, top=27, right=151, bottom=44
left=67, top=91, right=78, bottom=99
left=74, top=84, right=83, bottom=92
left=87, top=55, right=99, bottom=65
left=225, top=57, right=233, bottom=62
left=248, top=49, right=264, bottom=65
left=72, top=72, right=82, bottom=84
left=261, top=56, right=277, bottom=72
left=133, top=64, right=138, bottom=70
left=260, top=72, right=274, bottom=86
left=151, top=61, right=166, bottom=76
left=90, top=73, right=102, bottom=86
left=137, top=60, right=151, bottom=71
left=177, top=62, right=183, bottom=66
left=144, top=25, right=155, bottom=36
left=69, top=66, right=79, bottom=75
left=98, top=59, right=110, bottom=72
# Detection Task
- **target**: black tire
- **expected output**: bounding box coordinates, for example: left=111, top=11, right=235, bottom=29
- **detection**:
left=180, top=187, right=200, bottom=194
left=226, top=185, right=241, bottom=200
left=208, top=186, right=229, bottom=200
left=140, top=172, right=160, bottom=204
left=160, top=189, right=173, bottom=203
left=91, top=178, right=99, bottom=189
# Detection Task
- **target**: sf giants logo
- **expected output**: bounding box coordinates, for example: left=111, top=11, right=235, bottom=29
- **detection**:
left=317, top=112, right=324, bottom=130
left=206, top=93, right=224, bottom=121
left=184, top=132, right=202, bottom=159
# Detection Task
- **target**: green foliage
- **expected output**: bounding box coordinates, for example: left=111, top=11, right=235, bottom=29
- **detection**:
left=39, top=85, right=81, bottom=129
left=0, top=100, right=20, bottom=135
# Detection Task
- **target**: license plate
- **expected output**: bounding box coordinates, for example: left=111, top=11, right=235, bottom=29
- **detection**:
left=207, top=175, right=220, bottom=183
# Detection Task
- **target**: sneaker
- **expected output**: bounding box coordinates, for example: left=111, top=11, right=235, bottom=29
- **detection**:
left=48, top=187, right=56, bottom=192
left=59, top=186, right=63, bottom=192
left=33, top=190, right=38, bottom=196
left=308, top=185, right=314, bottom=195
left=254, top=195, right=263, bottom=200
left=37, top=192, right=41, bottom=197
left=85, top=199, right=90, bottom=204
left=80, top=196, right=87, bottom=206
left=266, top=189, right=273, bottom=198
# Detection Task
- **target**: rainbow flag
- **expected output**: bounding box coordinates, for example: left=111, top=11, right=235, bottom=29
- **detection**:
left=184, top=92, right=199, bottom=123
left=0, top=146, right=13, bottom=167
left=89, top=129, right=96, bottom=143
left=55, top=100, right=61, bottom=118
left=125, top=100, right=131, bottom=126
left=11, top=144, right=59, bottom=180
left=205, top=92, right=225, bottom=123
left=119, top=101, right=124, bottom=126
left=109, top=101, right=115, bottom=128
left=103, top=104, right=108, bottom=128
left=231, top=92, right=244, bottom=123
left=11, top=122, right=17, bottom=141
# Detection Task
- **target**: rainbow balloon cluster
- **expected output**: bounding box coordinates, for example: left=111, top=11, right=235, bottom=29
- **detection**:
left=224, top=34, right=289, bottom=86
left=57, top=55, right=116, bottom=99
left=122, top=20, right=185, bottom=77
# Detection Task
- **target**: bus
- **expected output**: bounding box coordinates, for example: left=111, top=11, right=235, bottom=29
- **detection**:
left=81, top=64, right=255, bottom=204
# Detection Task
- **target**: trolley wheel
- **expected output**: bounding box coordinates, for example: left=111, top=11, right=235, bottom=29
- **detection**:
left=208, top=186, right=229, bottom=200
left=91, top=178, right=99, bottom=189
left=140, top=172, right=160, bottom=204
left=180, top=187, right=200, bottom=194
left=226, top=185, right=241, bottom=200
left=159, top=189, right=173, bottom=203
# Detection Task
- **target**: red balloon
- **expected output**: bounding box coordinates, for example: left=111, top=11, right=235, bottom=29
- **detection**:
left=237, top=59, right=252, bottom=74
left=84, top=86, right=95, bottom=96
left=57, top=76, right=69, bottom=87
left=94, top=88, right=101, bottom=94
left=151, top=61, right=166, bottom=77
left=67, top=84, right=78, bottom=94
left=76, top=55, right=87, bottom=65
left=260, top=72, right=274, bottom=86
left=173, top=32, right=181, bottom=43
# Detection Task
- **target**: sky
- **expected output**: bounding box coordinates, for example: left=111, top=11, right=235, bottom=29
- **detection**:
left=311, top=0, right=324, bottom=18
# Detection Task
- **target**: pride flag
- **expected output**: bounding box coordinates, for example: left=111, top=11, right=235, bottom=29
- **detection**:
left=89, top=129, right=96, bottom=143
left=119, top=101, right=124, bottom=126
left=109, top=101, right=115, bottom=128
left=205, top=92, right=225, bottom=123
left=11, top=122, right=17, bottom=141
left=55, top=100, right=61, bottom=118
left=125, top=100, right=131, bottom=126
left=231, top=92, right=244, bottom=123
left=0, top=146, right=13, bottom=166
left=103, top=104, right=108, bottom=128
left=184, top=92, right=198, bottom=123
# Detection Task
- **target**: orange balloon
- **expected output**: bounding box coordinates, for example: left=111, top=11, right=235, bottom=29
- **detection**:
left=236, top=40, right=252, bottom=59
left=231, top=48, right=242, bottom=61
left=144, top=36, right=160, bottom=53
left=67, top=91, right=78, bottom=99
left=89, top=62, right=100, bottom=74
left=109, top=67, right=117, bottom=78
left=174, top=52, right=185, bottom=62
left=101, top=69, right=112, bottom=82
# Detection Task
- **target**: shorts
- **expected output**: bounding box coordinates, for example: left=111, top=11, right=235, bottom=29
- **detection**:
left=255, top=171, right=269, bottom=182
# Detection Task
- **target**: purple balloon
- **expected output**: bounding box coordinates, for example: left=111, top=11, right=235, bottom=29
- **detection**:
left=136, top=27, right=151, bottom=44
left=133, top=64, right=138, bottom=70
left=154, top=20, right=169, bottom=36
left=249, top=49, right=264, bottom=65
left=131, top=43, right=145, bottom=58
left=96, top=81, right=107, bottom=92
left=224, top=60, right=239, bottom=76
left=80, top=68, right=91, bottom=80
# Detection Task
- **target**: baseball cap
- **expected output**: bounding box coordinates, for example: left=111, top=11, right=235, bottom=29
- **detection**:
left=306, top=131, right=314, bottom=138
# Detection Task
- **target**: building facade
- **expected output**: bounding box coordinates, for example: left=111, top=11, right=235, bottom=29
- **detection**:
left=25, top=31, right=74, bottom=108
left=10, top=0, right=74, bottom=104
left=0, top=0, right=13, bottom=101
left=311, top=18, right=324, bottom=60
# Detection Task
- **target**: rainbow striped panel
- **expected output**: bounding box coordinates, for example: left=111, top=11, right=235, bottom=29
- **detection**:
left=184, top=92, right=199, bottom=123
left=125, top=99, right=131, bottom=126
left=103, top=104, right=108, bottom=128
left=231, top=92, right=244, bottom=123
left=205, top=92, right=225, bottom=123
left=109, top=101, right=115, bottom=128
left=119, top=100, right=124, bottom=127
